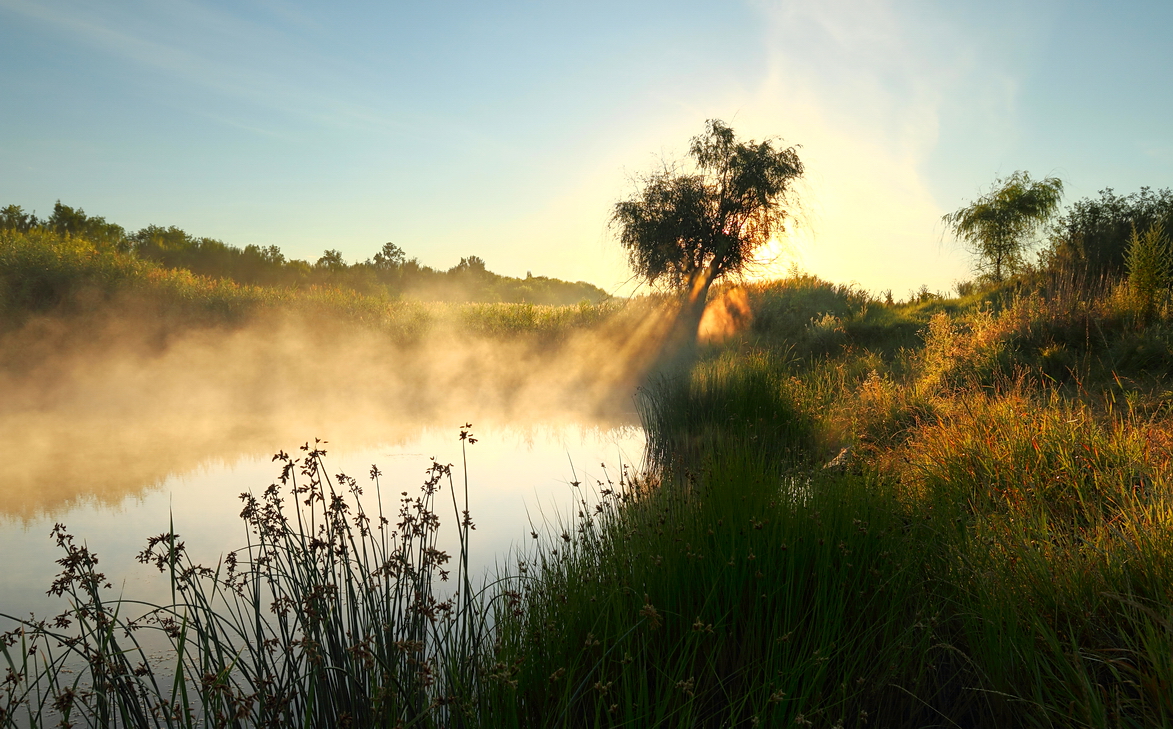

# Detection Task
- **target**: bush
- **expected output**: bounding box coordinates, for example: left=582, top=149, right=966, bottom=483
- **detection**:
left=0, top=228, right=150, bottom=317
left=1125, top=223, right=1171, bottom=325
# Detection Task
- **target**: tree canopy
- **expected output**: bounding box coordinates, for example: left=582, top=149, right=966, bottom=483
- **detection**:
left=943, top=171, right=1064, bottom=282
left=1046, top=186, right=1173, bottom=282
left=1, top=200, right=610, bottom=305
left=612, top=120, right=803, bottom=306
left=372, top=242, right=406, bottom=270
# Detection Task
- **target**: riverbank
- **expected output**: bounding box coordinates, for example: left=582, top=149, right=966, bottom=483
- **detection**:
left=5, top=272, right=1173, bottom=727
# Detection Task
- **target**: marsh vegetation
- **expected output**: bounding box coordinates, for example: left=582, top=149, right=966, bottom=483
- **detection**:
left=4, top=168, right=1173, bottom=727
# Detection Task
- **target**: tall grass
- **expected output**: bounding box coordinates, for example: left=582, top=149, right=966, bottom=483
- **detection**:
left=481, top=357, right=952, bottom=727
left=888, top=387, right=1173, bottom=726
left=779, top=279, right=1173, bottom=726
left=1, top=439, right=487, bottom=728
left=7, top=259, right=1173, bottom=726
left=637, top=351, right=815, bottom=471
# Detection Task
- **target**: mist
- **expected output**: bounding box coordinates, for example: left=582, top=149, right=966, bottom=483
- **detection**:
left=0, top=300, right=679, bottom=520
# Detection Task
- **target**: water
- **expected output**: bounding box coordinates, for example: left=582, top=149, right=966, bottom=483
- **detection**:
left=0, top=423, right=645, bottom=623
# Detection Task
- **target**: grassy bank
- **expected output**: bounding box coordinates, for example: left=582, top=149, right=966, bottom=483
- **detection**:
left=0, top=227, right=625, bottom=341
left=4, top=270, right=1173, bottom=726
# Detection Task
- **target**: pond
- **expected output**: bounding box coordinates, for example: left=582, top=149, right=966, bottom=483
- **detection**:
left=0, top=422, right=646, bottom=623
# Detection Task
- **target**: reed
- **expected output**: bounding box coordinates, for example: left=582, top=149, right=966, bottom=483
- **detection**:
left=1, top=438, right=488, bottom=728
left=7, top=261, right=1173, bottom=727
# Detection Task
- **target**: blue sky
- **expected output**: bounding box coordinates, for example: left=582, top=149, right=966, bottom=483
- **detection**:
left=2, top=0, right=1170, bottom=296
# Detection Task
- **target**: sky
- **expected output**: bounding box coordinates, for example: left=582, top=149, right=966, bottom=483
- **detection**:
left=1, top=0, right=1170, bottom=297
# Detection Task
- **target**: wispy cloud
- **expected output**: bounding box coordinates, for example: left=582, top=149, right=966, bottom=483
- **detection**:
left=0, top=0, right=431, bottom=138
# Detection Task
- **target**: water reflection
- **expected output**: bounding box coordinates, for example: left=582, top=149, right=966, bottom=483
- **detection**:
left=0, top=423, right=645, bottom=624
left=0, top=305, right=673, bottom=520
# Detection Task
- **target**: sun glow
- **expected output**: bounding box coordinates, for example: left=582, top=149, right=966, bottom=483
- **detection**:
left=697, top=287, right=753, bottom=344
left=746, top=222, right=813, bottom=282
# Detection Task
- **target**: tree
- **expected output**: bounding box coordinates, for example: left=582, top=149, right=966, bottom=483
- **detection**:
left=371, top=242, right=406, bottom=270
left=450, top=255, right=487, bottom=275
left=0, top=204, right=40, bottom=232
left=316, top=249, right=346, bottom=270
left=253, top=244, right=286, bottom=266
left=611, top=119, right=804, bottom=319
left=943, top=171, right=1064, bottom=282
left=1047, top=186, right=1173, bottom=282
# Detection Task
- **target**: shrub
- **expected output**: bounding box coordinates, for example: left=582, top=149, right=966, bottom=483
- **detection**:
left=1125, top=222, right=1171, bottom=325
left=0, top=228, right=150, bottom=317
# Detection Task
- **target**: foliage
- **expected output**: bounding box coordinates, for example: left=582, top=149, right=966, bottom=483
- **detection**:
left=0, top=227, right=150, bottom=315
left=943, top=171, right=1064, bottom=282
left=612, top=120, right=803, bottom=307
left=0, top=227, right=625, bottom=344
left=1047, top=186, right=1173, bottom=283
left=0, top=201, right=610, bottom=306
left=132, top=224, right=300, bottom=287
left=1125, top=223, right=1171, bottom=325
left=44, top=202, right=129, bottom=250
left=315, top=249, right=346, bottom=270
left=0, top=227, right=290, bottom=326
left=371, top=241, right=406, bottom=270
left=0, top=205, right=40, bottom=233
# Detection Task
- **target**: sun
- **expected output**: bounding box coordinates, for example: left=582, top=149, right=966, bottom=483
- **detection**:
left=747, top=237, right=795, bottom=282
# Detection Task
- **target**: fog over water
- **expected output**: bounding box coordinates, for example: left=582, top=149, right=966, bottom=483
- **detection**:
left=0, top=301, right=675, bottom=518
left=0, top=302, right=676, bottom=619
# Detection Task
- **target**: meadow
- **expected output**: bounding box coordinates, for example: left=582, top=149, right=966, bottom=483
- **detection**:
left=3, top=221, right=1173, bottom=727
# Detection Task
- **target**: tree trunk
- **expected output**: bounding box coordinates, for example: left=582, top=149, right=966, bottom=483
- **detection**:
left=682, top=264, right=718, bottom=340
left=649, top=265, right=718, bottom=377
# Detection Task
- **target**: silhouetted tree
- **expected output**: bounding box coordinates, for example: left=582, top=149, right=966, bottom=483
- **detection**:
left=263, top=245, right=285, bottom=264
left=451, top=255, right=487, bottom=274
left=612, top=119, right=803, bottom=325
left=372, top=242, right=406, bottom=270
left=943, top=171, right=1064, bottom=282
left=0, top=205, right=40, bottom=232
left=1047, top=187, right=1173, bottom=283
left=316, top=249, right=346, bottom=270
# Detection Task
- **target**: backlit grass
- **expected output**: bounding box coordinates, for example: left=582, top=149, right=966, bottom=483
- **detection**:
left=5, top=259, right=1173, bottom=726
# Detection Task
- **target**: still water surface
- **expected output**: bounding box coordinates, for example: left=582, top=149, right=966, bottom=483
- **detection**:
left=0, top=424, right=644, bottom=621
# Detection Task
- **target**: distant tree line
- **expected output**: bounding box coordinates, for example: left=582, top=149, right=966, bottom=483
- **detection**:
left=0, top=202, right=609, bottom=305
left=1045, top=186, right=1173, bottom=283
left=942, top=178, right=1173, bottom=289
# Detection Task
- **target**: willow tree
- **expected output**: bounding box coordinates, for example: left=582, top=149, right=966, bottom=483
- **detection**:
left=943, top=171, right=1064, bottom=282
left=612, top=120, right=804, bottom=327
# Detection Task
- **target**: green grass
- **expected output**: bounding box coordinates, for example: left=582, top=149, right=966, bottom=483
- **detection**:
left=6, top=256, right=1173, bottom=726
left=481, top=363, right=949, bottom=727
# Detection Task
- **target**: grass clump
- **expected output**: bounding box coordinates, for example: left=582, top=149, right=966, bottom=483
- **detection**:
left=9, top=258, right=1173, bottom=726
left=1, top=440, right=487, bottom=728
left=483, top=355, right=948, bottom=727
left=638, top=350, right=815, bottom=470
